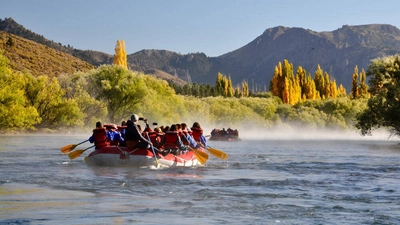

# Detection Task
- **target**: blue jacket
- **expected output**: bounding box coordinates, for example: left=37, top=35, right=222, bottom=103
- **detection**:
left=107, top=130, right=124, bottom=143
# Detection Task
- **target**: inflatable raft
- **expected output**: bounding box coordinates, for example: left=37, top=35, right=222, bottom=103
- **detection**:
left=85, top=146, right=204, bottom=167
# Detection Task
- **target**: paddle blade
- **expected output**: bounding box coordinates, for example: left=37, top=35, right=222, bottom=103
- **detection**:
left=191, top=148, right=209, bottom=165
left=60, top=140, right=89, bottom=154
left=206, top=147, right=228, bottom=160
left=60, top=144, right=77, bottom=154
left=68, top=150, right=85, bottom=160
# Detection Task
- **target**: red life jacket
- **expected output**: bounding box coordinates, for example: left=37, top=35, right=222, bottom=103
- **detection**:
left=163, top=131, right=179, bottom=149
left=148, top=132, right=161, bottom=147
left=93, top=128, right=108, bottom=148
left=190, top=127, right=203, bottom=142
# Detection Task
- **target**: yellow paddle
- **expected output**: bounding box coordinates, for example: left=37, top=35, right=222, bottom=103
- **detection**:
left=68, top=146, right=94, bottom=160
left=147, top=133, right=161, bottom=168
left=60, top=140, right=89, bottom=154
left=206, top=145, right=228, bottom=160
left=189, top=147, right=209, bottom=165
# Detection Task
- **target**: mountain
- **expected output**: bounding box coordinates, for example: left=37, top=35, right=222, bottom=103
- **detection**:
left=214, top=24, right=400, bottom=90
left=3, top=17, right=400, bottom=90
left=126, top=24, right=400, bottom=90
left=127, top=50, right=212, bottom=84
left=0, top=17, right=188, bottom=84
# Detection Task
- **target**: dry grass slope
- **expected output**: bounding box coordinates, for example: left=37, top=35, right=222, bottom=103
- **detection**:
left=0, top=31, right=95, bottom=77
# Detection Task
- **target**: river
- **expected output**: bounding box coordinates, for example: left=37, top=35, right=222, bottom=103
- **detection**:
left=0, top=133, right=399, bottom=225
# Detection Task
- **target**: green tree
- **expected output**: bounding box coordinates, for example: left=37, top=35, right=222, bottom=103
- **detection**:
left=192, top=83, right=200, bottom=97
left=0, top=54, right=39, bottom=130
left=87, top=65, right=146, bottom=123
left=356, top=55, right=400, bottom=136
left=58, top=73, right=108, bottom=126
left=23, top=73, right=83, bottom=128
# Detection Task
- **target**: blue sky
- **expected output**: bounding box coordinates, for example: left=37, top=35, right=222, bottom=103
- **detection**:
left=1, top=0, right=399, bottom=57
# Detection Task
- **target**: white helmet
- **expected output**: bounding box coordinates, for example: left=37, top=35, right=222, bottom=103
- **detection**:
left=131, top=114, right=139, bottom=122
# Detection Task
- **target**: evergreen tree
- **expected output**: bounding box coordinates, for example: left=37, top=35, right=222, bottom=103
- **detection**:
left=351, top=65, right=359, bottom=99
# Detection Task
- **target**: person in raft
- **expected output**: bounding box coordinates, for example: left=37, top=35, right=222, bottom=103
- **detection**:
left=89, top=121, right=109, bottom=149
left=190, top=122, right=208, bottom=147
left=125, top=114, right=166, bottom=155
left=160, top=124, right=189, bottom=155
left=105, top=124, right=124, bottom=146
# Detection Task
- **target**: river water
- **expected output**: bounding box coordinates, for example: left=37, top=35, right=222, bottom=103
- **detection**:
left=0, top=133, right=399, bottom=225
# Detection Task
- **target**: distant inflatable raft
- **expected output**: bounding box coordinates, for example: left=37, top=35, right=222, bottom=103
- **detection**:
left=209, top=128, right=241, bottom=141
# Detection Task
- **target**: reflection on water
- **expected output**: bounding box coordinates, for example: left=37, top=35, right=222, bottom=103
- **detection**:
left=0, top=134, right=399, bottom=224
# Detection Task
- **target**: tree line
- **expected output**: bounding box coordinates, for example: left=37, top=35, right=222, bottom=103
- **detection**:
left=169, top=59, right=369, bottom=103
left=1, top=39, right=399, bottom=138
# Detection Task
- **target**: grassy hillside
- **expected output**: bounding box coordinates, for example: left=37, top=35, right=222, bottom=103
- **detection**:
left=144, top=68, right=187, bottom=86
left=0, top=31, right=94, bottom=77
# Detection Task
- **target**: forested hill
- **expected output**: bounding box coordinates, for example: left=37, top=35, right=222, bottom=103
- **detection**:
left=3, top=17, right=400, bottom=90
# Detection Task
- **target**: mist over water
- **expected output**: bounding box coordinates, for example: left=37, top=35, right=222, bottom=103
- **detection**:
left=202, top=121, right=399, bottom=141
left=243, top=127, right=398, bottom=141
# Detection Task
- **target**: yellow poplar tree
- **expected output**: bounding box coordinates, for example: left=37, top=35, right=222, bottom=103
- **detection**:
left=314, top=64, right=325, bottom=99
left=270, top=60, right=346, bottom=104
left=329, top=80, right=338, bottom=98
left=269, top=62, right=283, bottom=99
left=358, top=68, right=369, bottom=98
left=215, top=72, right=234, bottom=97
left=227, top=76, right=234, bottom=97
left=323, top=72, right=331, bottom=98
left=241, top=80, right=249, bottom=97
left=290, top=75, right=301, bottom=105
left=296, top=66, right=307, bottom=95
left=303, top=74, right=317, bottom=100
left=113, top=40, right=127, bottom=69
left=337, top=84, right=347, bottom=97
left=282, top=76, right=290, bottom=104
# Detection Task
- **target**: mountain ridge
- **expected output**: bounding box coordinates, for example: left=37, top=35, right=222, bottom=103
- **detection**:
left=2, top=17, right=400, bottom=90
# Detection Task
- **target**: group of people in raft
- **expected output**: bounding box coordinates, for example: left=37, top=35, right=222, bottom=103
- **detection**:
left=89, top=114, right=208, bottom=156
left=210, top=128, right=239, bottom=137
